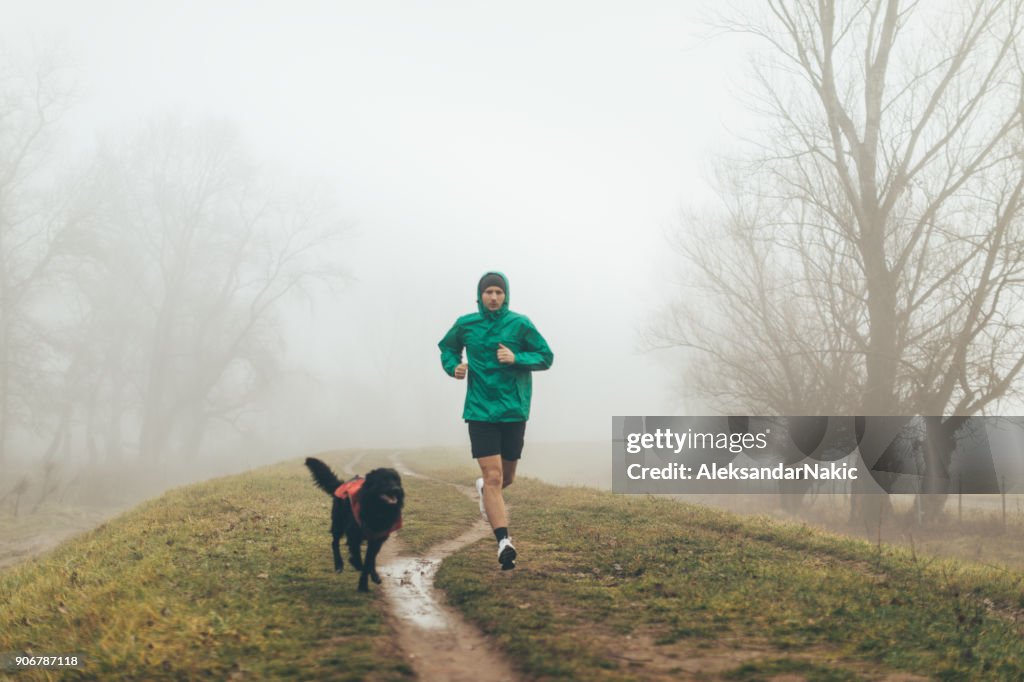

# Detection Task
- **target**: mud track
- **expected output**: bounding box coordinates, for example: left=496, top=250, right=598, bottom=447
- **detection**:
left=348, top=452, right=520, bottom=682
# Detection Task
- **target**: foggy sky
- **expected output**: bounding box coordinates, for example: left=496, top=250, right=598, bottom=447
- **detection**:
left=1, top=1, right=757, bottom=449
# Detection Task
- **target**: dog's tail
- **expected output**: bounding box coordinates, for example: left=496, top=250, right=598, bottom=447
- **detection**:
left=305, top=457, right=342, bottom=496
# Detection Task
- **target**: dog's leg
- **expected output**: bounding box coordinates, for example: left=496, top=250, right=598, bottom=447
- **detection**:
left=331, top=498, right=346, bottom=572
left=360, top=537, right=386, bottom=591
left=331, top=533, right=344, bottom=572
left=346, top=529, right=364, bottom=571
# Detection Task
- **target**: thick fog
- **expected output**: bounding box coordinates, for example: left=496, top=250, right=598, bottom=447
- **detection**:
left=1, top=1, right=755, bottom=468
left=5, top=2, right=1024, bottom=567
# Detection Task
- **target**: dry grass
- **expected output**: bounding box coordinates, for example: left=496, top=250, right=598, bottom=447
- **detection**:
left=437, top=479, right=1024, bottom=680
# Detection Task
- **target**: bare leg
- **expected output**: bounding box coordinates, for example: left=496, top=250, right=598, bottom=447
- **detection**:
left=501, top=459, right=517, bottom=522
left=477, top=455, right=508, bottom=529
left=502, top=459, right=517, bottom=488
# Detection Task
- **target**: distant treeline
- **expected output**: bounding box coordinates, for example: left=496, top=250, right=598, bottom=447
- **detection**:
left=0, top=54, right=345, bottom=470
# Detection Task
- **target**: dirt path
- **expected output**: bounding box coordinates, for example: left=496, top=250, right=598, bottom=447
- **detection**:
left=0, top=507, right=123, bottom=572
left=370, top=455, right=927, bottom=682
left=346, top=452, right=520, bottom=682
left=0, top=527, right=83, bottom=571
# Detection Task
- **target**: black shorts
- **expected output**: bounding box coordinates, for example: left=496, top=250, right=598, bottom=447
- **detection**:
left=467, top=421, right=526, bottom=461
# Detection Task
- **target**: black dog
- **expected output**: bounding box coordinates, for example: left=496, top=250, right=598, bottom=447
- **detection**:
left=304, top=457, right=404, bottom=592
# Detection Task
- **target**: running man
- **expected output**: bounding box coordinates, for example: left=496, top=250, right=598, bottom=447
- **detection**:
left=439, top=271, right=554, bottom=569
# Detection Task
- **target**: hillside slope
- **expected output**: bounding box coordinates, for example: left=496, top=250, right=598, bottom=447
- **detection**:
left=3, top=447, right=1022, bottom=680
left=438, top=479, right=1024, bottom=680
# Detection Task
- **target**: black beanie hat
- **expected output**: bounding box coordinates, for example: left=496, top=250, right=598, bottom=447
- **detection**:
left=478, top=273, right=506, bottom=297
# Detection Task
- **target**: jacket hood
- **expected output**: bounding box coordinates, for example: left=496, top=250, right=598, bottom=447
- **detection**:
left=477, top=270, right=509, bottom=319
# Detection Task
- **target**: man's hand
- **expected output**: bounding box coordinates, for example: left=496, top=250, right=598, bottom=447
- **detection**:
left=497, top=344, right=515, bottom=365
left=454, top=363, right=468, bottom=379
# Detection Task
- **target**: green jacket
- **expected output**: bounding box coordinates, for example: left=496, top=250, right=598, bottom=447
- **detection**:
left=439, top=271, right=554, bottom=422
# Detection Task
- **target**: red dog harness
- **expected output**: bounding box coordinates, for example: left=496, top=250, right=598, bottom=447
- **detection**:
left=334, top=477, right=403, bottom=538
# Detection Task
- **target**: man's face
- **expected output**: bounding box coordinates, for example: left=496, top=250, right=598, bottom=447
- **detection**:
left=481, top=285, right=506, bottom=311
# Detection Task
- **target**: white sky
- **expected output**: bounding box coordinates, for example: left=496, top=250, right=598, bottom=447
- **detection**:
left=2, top=1, right=757, bottom=447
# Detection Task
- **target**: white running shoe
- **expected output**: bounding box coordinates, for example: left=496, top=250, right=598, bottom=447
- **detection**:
left=497, top=537, right=516, bottom=570
left=475, top=477, right=488, bottom=521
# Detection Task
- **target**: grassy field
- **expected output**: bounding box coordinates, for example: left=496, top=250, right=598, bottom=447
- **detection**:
left=4, top=447, right=1024, bottom=680
left=0, top=450, right=475, bottom=681
left=436, top=479, right=1024, bottom=681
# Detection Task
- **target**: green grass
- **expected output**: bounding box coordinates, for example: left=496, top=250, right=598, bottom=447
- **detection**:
left=6, top=446, right=1024, bottom=680
left=0, top=450, right=474, bottom=681
left=724, top=657, right=861, bottom=681
left=435, top=479, right=1024, bottom=681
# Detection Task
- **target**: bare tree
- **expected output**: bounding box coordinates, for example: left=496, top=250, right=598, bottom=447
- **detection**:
left=650, top=0, right=1024, bottom=521
left=79, top=118, right=346, bottom=464
left=0, top=50, right=78, bottom=466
